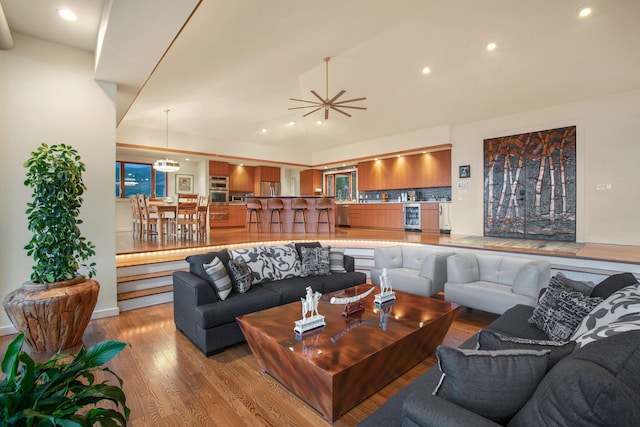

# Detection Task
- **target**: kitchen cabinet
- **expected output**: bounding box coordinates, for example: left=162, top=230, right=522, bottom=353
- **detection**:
left=209, top=161, right=229, bottom=176
left=229, top=165, right=255, bottom=192
left=254, top=166, right=280, bottom=182
left=421, top=203, right=440, bottom=232
left=348, top=203, right=404, bottom=230
left=210, top=204, right=246, bottom=228
left=300, top=169, right=323, bottom=195
left=228, top=204, right=246, bottom=227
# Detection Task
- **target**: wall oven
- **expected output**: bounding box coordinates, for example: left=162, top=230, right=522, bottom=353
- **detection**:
left=403, top=203, right=421, bottom=231
left=210, top=190, right=228, bottom=204
left=209, top=175, right=229, bottom=204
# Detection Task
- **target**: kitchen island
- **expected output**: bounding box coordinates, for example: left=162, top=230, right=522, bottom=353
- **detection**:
left=248, top=196, right=335, bottom=232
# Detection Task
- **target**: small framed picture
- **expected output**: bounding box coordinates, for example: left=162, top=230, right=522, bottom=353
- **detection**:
left=459, top=165, right=470, bottom=179
left=176, top=174, right=194, bottom=194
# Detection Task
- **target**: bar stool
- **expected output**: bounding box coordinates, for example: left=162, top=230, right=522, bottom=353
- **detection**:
left=246, top=198, right=262, bottom=232
left=267, top=198, right=284, bottom=232
left=315, top=198, right=333, bottom=233
left=291, top=198, right=308, bottom=233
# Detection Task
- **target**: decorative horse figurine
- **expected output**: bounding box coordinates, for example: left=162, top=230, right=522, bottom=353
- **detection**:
left=301, top=286, right=321, bottom=321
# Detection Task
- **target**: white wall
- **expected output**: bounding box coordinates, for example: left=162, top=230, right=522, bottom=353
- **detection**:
left=0, top=34, right=119, bottom=334
left=451, top=90, right=640, bottom=245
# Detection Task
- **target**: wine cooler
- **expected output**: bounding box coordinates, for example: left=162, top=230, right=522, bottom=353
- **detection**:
left=403, top=204, right=421, bottom=231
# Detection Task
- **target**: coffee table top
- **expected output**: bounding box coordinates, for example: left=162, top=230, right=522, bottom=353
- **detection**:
left=237, top=284, right=458, bottom=375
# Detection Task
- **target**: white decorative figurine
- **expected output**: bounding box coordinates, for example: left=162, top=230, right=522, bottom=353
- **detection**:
left=294, top=286, right=326, bottom=334
left=374, top=268, right=396, bottom=304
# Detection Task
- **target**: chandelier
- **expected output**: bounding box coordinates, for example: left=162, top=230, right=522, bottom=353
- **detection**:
left=153, top=109, right=180, bottom=173
left=288, top=57, right=366, bottom=120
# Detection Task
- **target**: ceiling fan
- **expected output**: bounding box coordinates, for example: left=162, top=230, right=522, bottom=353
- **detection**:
left=289, top=57, right=367, bottom=120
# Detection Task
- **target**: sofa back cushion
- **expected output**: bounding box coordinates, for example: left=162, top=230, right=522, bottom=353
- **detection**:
left=447, top=253, right=480, bottom=283
left=186, top=249, right=231, bottom=284
left=508, top=330, right=640, bottom=426
left=400, top=245, right=430, bottom=270
left=374, top=245, right=403, bottom=270
left=262, top=243, right=302, bottom=279
left=477, top=254, right=532, bottom=286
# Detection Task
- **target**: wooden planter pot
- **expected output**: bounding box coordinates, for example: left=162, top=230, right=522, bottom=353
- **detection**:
left=3, top=277, right=100, bottom=353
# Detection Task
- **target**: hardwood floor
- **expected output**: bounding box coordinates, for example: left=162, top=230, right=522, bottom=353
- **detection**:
left=0, top=299, right=496, bottom=426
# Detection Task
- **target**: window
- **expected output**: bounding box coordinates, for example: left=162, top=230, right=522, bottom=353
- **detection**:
left=115, top=161, right=167, bottom=198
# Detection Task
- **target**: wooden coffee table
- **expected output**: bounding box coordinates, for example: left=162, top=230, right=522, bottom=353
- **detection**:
left=237, top=285, right=459, bottom=422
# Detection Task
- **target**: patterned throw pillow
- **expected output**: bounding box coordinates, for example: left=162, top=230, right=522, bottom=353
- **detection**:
left=203, top=257, right=232, bottom=300
left=528, top=276, right=602, bottom=341
left=477, top=330, right=576, bottom=367
left=262, top=243, right=301, bottom=280
left=572, top=314, right=640, bottom=347
left=571, top=283, right=640, bottom=345
left=229, top=247, right=275, bottom=284
left=329, top=248, right=347, bottom=273
left=433, top=346, right=550, bottom=424
left=300, top=246, right=331, bottom=277
left=227, top=258, right=252, bottom=294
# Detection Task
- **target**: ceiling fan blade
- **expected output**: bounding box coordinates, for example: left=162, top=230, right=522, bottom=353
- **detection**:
left=289, top=97, right=321, bottom=104
left=330, top=106, right=353, bottom=117
left=334, top=97, right=367, bottom=105
left=335, top=105, right=367, bottom=110
left=303, top=107, right=323, bottom=117
left=328, top=90, right=346, bottom=104
left=288, top=105, right=323, bottom=110
left=311, top=90, right=325, bottom=103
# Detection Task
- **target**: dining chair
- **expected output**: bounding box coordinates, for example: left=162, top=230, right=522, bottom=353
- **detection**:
left=197, top=195, right=209, bottom=239
left=129, top=195, right=142, bottom=239
left=137, top=194, right=158, bottom=239
left=175, top=194, right=200, bottom=240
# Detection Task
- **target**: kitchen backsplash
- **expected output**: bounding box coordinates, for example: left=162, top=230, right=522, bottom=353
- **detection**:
left=359, top=187, right=451, bottom=202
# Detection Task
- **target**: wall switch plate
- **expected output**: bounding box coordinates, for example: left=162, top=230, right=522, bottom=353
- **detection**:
left=596, top=184, right=605, bottom=190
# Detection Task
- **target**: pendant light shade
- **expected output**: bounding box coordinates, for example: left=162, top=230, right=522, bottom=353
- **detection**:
left=153, top=109, right=180, bottom=173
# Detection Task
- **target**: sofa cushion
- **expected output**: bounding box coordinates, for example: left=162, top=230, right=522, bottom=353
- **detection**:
left=590, top=272, right=638, bottom=299
left=477, top=330, right=575, bottom=367
left=528, top=277, right=602, bottom=341
left=400, top=245, right=429, bottom=270
left=476, top=254, right=530, bottom=286
left=485, top=304, right=551, bottom=341
left=571, top=315, right=640, bottom=348
left=227, top=258, right=252, bottom=294
left=374, top=245, right=403, bottom=270
left=186, top=249, right=230, bottom=284
left=262, top=276, right=324, bottom=305
left=203, top=257, right=232, bottom=300
left=329, top=248, right=347, bottom=273
left=229, top=246, right=276, bottom=284
left=555, top=272, right=594, bottom=295
left=433, top=346, right=550, bottom=424
left=262, top=243, right=301, bottom=279
left=294, top=241, right=321, bottom=259
left=307, top=272, right=367, bottom=294
left=508, top=330, right=640, bottom=426
left=571, top=283, right=640, bottom=345
left=300, top=246, right=331, bottom=277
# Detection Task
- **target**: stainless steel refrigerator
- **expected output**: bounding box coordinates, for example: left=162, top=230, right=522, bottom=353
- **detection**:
left=260, top=181, right=281, bottom=197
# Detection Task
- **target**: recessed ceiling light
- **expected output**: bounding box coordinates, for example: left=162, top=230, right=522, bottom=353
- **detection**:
left=421, top=66, right=431, bottom=75
left=57, top=8, right=77, bottom=21
left=578, top=6, right=592, bottom=17
left=288, top=121, right=295, bottom=126
left=316, top=120, right=323, bottom=125
left=185, top=158, right=190, bottom=161
left=486, top=42, right=497, bottom=51
left=261, top=128, right=268, bottom=133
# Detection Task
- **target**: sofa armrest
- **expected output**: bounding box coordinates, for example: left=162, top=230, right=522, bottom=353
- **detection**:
left=419, top=251, right=455, bottom=294
left=446, top=253, right=480, bottom=284
left=512, top=260, right=551, bottom=298
left=402, top=392, right=501, bottom=427
left=173, top=270, right=219, bottom=307
left=344, top=255, right=356, bottom=272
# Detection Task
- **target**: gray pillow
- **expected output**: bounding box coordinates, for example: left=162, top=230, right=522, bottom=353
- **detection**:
left=227, top=258, right=252, bottom=294
left=262, top=243, right=301, bottom=279
left=529, top=277, right=602, bottom=341
left=555, top=272, right=594, bottom=295
left=229, top=247, right=275, bottom=284
left=329, top=248, right=347, bottom=273
left=433, top=346, right=550, bottom=424
left=591, top=272, right=638, bottom=299
left=477, top=330, right=576, bottom=367
left=203, top=257, right=232, bottom=300
left=300, top=246, right=331, bottom=277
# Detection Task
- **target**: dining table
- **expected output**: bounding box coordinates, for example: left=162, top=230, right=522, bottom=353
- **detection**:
left=148, top=202, right=177, bottom=240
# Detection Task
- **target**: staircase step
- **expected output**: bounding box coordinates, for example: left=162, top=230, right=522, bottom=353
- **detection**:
left=117, top=269, right=187, bottom=284
left=118, top=285, right=173, bottom=302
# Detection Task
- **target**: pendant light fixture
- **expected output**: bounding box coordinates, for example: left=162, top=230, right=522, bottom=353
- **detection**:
left=153, top=109, right=180, bottom=173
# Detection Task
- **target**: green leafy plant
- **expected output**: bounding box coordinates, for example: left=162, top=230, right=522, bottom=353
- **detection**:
left=0, top=333, right=130, bottom=426
left=24, top=143, right=96, bottom=283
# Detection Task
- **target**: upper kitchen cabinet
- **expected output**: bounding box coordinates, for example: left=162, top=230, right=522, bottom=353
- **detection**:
left=300, top=169, right=323, bottom=195
left=254, top=166, right=280, bottom=182
left=209, top=160, right=229, bottom=176
left=358, top=149, right=451, bottom=190
left=229, top=164, right=255, bottom=192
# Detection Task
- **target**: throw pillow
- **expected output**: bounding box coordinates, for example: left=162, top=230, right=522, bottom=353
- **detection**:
left=528, top=276, right=602, bottom=341
left=262, top=243, right=302, bottom=280
left=203, top=257, right=232, bottom=300
left=329, top=248, right=347, bottom=273
left=477, top=330, right=576, bottom=367
left=555, top=272, right=594, bottom=296
left=591, top=272, right=638, bottom=299
left=571, top=283, right=640, bottom=344
left=572, top=314, right=640, bottom=347
left=433, top=346, right=550, bottom=424
left=300, top=246, right=331, bottom=277
left=229, top=247, right=275, bottom=285
left=227, top=258, right=252, bottom=294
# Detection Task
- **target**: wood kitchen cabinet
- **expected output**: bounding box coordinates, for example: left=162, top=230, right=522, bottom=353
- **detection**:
left=210, top=204, right=246, bottom=228
left=349, top=203, right=403, bottom=230
left=209, top=161, right=229, bottom=176
left=254, top=166, right=280, bottom=182
left=229, top=165, right=255, bottom=192
left=228, top=204, right=246, bottom=227
left=421, top=203, right=440, bottom=232
left=300, top=169, right=323, bottom=195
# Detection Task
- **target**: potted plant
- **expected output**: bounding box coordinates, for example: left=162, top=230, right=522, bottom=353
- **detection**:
left=3, top=143, right=100, bottom=352
left=0, top=333, right=130, bottom=426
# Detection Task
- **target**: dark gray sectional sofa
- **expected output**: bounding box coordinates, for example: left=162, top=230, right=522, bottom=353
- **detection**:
left=360, top=273, right=640, bottom=426
left=173, top=242, right=367, bottom=356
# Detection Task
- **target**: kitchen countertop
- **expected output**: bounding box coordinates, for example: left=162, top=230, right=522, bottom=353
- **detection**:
left=335, top=200, right=451, bottom=205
